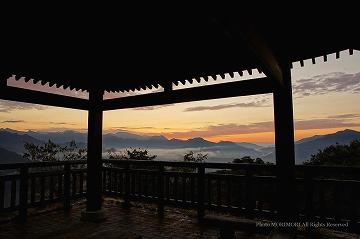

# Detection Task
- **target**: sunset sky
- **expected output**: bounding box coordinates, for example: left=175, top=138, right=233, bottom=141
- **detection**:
left=1, top=50, right=359, bottom=144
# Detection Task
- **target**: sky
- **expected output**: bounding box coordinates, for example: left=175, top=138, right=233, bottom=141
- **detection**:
left=0, top=50, right=359, bottom=144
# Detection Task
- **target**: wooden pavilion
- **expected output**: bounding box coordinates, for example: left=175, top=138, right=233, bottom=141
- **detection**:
left=0, top=8, right=358, bottom=229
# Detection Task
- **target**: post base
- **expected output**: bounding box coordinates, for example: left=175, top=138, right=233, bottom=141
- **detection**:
left=80, top=209, right=106, bottom=222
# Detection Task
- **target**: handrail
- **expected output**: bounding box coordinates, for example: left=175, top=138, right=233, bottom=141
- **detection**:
left=296, top=164, right=360, bottom=173
left=1, top=159, right=360, bottom=172
left=0, top=160, right=87, bottom=170
left=102, top=159, right=277, bottom=170
left=102, top=159, right=360, bottom=171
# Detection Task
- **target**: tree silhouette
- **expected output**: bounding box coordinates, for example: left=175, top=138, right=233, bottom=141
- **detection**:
left=232, top=156, right=272, bottom=165
left=106, top=147, right=157, bottom=160
left=23, top=140, right=87, bottom=161
left=183, top=151, right=207, bottom=163
left=304, top=139, right=360, bottom=166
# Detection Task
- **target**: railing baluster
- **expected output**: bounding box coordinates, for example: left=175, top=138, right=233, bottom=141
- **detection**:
left=190, top=175, right=194, bottom=205
left=270, top=179, right=277, bottom=215
left=30, top=177, right=36, bottom=204
left=305, top=168, right=315, bottom=222
left=115, top=170, right=118, bottom=194
left=350, top=181, right=358, bottom=230
left=174, top=175, right=178, bottom=202
left=165, top=175, right=170, bottom=201
left=119, top=170, right=124, bottom=195
left=131, top=173, right=135, bottom=196
left=49, top=175, right=54, bottom=201
left=102, top=168, right=107, bottom=193
left=72, top=172, right=77, bottom=197
left=236, top=180, right=242, bottom=210
left=40, top=176, right=45, bottom=205
left=109, top=170, right=113, bottom=193
left=245, top=167, right=254, bottom=219
left=137, top=172, right=141, bottom=196
left=333, top=181, right=340, bottom=222
left=257, top=181, right=263, bottom=212
left=152, top=172, right=156, bottom=198
left=63, top=164, right=71, bottom=211
left=79, top=172, right=84, bottom=195
left=217, top=179, right=221, bottom=207
left=0, top=177, right=4, bottom=210
left=138, top=173, right=142, bottom=196
left=182, top=176, right=187, bottom=203
left=19, top=166, right=29, bottom=223
left=84, top=172, right=87, bottom=194
left=113, top=171, right=118, bottom=195
left=227, top=179, right=231, bottom=207
left=106, top=169, right=110, bottom=194
left=108, top=170, right=113, bottom=193
left=144, top=173, right=148, bottom=197
left=132, top=172, right=135, bottom=196
left=197, top=165, right=205, bottom=221
left=319, top=181, right=325, bottom=221
left=57, top=174, right=63, bottom=199
left=157, top=164, right=164, bottom=216
left=10, top=178, right=17, bottom=209
left=207, top=177, right=211, bottom=206
left=123, top=162, right=130, bottom=207
left=128, top=172, right=132, bottom=196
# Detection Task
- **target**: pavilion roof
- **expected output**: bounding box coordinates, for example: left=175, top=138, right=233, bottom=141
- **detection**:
left=1, top=10, right=358, bottom=93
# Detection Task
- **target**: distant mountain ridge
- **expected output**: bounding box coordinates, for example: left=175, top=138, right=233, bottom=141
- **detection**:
left=27, top=130, right=87, bottom=144
left=263, top=129, right=360, bottom=163
left=1, top=128, right=360, bottom=164
left=0, top=128, right=262, bottom=151
left=295, top=129, right=360, bottom=163
left=0, top=147, right=25, bottom=164
left=0, top=130, right=44, bottom=153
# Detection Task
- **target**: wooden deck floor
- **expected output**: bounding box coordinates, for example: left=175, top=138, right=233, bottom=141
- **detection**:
left=0, top=199, right=269, bottom=239
left=1, top=198, right=359, bottom=239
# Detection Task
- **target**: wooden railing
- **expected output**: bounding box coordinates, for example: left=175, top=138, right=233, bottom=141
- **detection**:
left=0, top=160, right=87, bottom=222
left=102, top=160, right=279, bottom=220
left=102, top=160, right=360, bottom=232
left=295, top=165, right=360, bottom=231
left=1, top=159, right=359, bottom=232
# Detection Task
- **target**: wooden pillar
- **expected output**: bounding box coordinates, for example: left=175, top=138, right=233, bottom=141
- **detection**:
left=273, top=61, right=296, bottom=221
left=81, top=88, right=105, bottom=222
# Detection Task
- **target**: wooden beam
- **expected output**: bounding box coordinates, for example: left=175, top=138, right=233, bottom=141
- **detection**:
left=215, top=17, right=284, bottom=86
left=238, top=29, right=283, bottom=84
left=103, top=77, right=273, bottom=111
left=0, top=85, right=88, bottom=110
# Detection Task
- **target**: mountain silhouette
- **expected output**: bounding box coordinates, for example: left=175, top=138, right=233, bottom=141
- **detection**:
left=1, top=128, right=359, bottom=164
left=27, top=130, right=87, bottom=144
left=295, top=129, right=360, bottom=163
left=0, top=147, right=26, bottom=164
left=0, top=129, right=44, bottom=153
left=263, top=129, right=360, bottom=163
